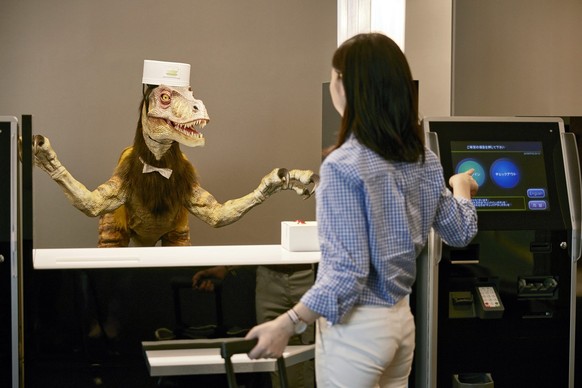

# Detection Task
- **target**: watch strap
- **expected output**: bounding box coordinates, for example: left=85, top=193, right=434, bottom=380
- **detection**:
left=286, top=308, right=302, bottom=324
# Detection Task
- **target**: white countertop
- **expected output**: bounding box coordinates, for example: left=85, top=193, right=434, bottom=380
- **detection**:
left=33, top=245, right=320, bottom=269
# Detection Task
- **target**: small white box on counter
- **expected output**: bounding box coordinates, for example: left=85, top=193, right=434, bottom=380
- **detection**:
left=281, top=221, right=319, bottom=252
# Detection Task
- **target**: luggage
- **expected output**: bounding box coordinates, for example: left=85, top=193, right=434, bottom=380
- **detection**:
left=221, top=338, right=289, bottom=388
left=142, top=337, right=289, bottom=388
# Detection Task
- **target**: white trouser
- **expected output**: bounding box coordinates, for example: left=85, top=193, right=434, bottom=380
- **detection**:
left=315, top=298, right=415, bottom=388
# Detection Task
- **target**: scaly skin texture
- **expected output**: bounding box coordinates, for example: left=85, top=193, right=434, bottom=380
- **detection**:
left=33, top=84, right=318, bottom=247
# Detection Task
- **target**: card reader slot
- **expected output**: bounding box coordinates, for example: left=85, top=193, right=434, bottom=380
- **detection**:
left=523, top=311, right=553, bottom=319
left=449, top=244, right=479, bottom=264
left=530, top=242, right=552, bottom=253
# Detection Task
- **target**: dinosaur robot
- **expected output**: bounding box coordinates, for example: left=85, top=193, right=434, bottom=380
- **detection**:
left=33, top=60, right=318, bottom=247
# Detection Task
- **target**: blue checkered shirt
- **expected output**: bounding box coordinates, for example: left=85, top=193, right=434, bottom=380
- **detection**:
left=301, top=135, right=477, bottom=324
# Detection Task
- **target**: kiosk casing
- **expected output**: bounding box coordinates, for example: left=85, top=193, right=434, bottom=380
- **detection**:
left=415, top=117, right=581, bottom=387
left=0, top=116, right=19, bottom=388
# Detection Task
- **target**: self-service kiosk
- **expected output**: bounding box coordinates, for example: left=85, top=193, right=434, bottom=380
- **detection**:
left=415, top=117, right=581, bottom=387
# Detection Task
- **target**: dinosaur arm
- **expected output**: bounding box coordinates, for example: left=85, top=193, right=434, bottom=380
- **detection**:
left=58, top=175, right=125, bottom=217
left=187, top=185, right=264, bottom=227
left=186, top=168, right=318, bottom=227
left=34, top=135, right=125, bottom=217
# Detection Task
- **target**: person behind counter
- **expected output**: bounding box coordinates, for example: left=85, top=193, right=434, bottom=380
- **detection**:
left=192, top=264, right=316, bottom=388
left=244, top=32, right=479, bottom=388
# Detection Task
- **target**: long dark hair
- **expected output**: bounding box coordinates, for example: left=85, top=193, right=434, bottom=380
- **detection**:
left=328, top=33, right=424, bottom=163
left=115, top=85, right=197, bottom=217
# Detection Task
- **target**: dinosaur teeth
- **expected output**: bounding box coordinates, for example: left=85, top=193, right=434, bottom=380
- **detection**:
left=177, top=123, right=202, bottom=138
left=167, top=119, right=206, bottom=139
left=193, top=119, right=207, bottom=129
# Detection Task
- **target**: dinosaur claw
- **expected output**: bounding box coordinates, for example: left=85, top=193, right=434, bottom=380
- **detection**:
left=33, top=134, right=45, bottom=149
left=277, top=168, right=290, bottom=189
left=259, top=168, right=318, bottom=199
left=277, top=168, right=288, bottom=180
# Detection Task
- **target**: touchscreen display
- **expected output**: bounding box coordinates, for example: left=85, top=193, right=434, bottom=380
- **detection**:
left=451, top=141, right=550, bottom=211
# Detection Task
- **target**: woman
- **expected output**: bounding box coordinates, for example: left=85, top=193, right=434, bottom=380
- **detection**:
left=245, top=33, right=478, bottom=387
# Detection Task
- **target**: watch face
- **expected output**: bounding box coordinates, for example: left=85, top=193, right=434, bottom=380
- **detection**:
left=295, top=320, right=308, bottom=334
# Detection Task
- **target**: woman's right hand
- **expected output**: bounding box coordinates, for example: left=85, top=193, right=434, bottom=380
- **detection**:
left=448, top=168, right=478, bottom=199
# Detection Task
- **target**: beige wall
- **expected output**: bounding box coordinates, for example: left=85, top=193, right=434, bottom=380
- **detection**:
left=453, top=0, right=582, bottom=116
left=0, top=0, right=337, bottom=248
left=406, top=0, right=582, bottom=118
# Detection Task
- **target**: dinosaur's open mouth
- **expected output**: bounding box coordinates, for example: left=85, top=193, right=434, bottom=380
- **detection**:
left=167, top=119, right=208, bottom=138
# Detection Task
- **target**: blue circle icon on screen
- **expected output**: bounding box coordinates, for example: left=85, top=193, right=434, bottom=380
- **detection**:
left=490, top=158, right=520, bottom=189
left=456, top=159, right=486, bottom=187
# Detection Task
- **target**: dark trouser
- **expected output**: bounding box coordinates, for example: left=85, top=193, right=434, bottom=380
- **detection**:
left=255, top=265, right=315, bottom=388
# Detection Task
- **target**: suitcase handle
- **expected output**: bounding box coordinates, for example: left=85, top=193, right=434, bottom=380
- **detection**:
left=221, top=338, right=289, bottom=388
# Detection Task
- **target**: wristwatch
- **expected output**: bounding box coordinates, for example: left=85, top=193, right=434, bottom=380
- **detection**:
left=286, top=308, right=307, bottom=334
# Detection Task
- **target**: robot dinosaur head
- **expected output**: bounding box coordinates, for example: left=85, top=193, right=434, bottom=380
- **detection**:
left=141, top=60, right=210, bottom=159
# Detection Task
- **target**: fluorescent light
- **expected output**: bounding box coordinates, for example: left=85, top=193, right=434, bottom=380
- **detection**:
left=338, top=0, right=406, bottom=51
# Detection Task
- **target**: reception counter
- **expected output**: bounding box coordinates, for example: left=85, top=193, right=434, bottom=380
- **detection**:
left=33, top=245, right=321, bottom=269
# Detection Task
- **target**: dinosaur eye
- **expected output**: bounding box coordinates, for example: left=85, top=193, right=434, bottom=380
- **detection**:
left=160, top=93, right=171, bottom=103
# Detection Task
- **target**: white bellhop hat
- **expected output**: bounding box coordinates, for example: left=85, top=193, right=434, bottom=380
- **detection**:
left=142, top=60, right=190, bottom=87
